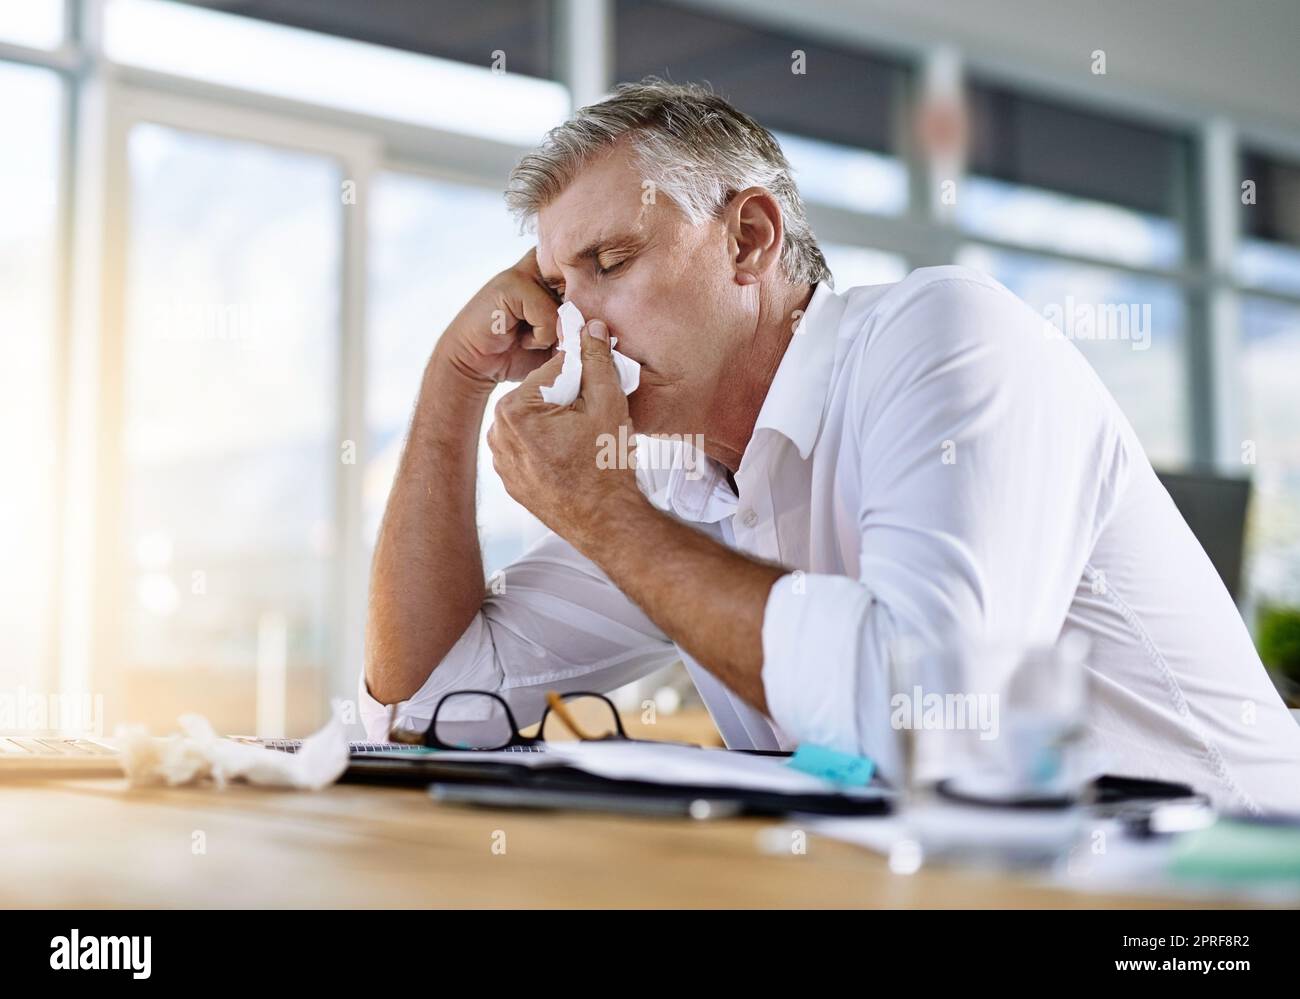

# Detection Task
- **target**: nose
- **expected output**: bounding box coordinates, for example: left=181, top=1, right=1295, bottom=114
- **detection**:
left=560, top=275, right=603, bottom=317
left=563, top=295, right=602, bottom=326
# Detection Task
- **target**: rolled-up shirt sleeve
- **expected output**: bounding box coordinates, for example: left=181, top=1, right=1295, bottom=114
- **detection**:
left=760, top=275, right=1129, bottom=781
left=358, top=528, right=680, bottom=741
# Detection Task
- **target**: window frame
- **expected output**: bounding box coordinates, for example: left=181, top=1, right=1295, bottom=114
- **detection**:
left=95, top=84, right=381, bottom=730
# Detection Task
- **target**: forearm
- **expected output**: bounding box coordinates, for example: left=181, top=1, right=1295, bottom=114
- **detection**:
left=365, top=350, right=493, bottom=704
left=566, top=489, right=785, bottom=714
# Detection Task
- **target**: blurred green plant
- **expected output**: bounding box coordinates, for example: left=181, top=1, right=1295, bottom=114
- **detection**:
left=1257, top=606, right=1300, bottom=695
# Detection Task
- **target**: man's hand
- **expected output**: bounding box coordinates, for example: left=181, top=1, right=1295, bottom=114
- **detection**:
left=435, top=247, right=562, bottom=387
left=487, top=315, right=782, bottom=720
left=366, top=247, right=562, bottom=705
left=488, top=320, right=645, bottom=540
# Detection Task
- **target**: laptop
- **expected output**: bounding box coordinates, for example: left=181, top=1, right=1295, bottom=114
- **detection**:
left=0, top=735, right=123, bottom=776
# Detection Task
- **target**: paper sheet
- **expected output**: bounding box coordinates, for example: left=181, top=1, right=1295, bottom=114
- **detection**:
left=421, top=740, right=885, bottom=796
left=538, top=301, right=641, bottom=405
left=544, top=741, right=840, bottom=793
left=113, top=702, right=350, bottom=790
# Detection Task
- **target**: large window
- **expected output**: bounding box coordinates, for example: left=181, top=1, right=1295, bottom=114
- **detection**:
left=0, top=62, right=62, bottom=696
left=1237, top=151, right=1300, bottom=610
left=822, top=243, right=908, bottom=289
left=1238, top=150, right=1300, bottom=296
left=775, top=131, right=908, bottom=217
left=959, top=246, right=1189, bottom=469
left=365, top=171, right=544, bottom=575
left=1241, top=298, right=1300, bottom=607
left=955, top=82, right=1193, bottom=465
left=958, top=175, right=1182, bottom=270
left=121, top=123, right=342, bottom=734
left=0, top=0, right=65, bottom=49
left=178, top=0, right=558, bottom=79
left=615, top=0, right=910, bottom=217
left=104, top=0, right=569, bottom=146
left=963, top=80, right=1189, bottom=267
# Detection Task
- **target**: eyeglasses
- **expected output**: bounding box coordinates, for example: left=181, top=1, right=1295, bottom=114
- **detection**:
left=387, top=689, right=630, bottom=751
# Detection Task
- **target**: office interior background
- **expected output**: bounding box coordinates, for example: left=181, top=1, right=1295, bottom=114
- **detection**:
left=3, top=0, right=1299, bottom=738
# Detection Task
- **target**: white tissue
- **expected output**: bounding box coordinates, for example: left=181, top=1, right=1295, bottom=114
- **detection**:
left=113, top=702, right=350, bottom=790
left=538, top=301, right=640, bottom=406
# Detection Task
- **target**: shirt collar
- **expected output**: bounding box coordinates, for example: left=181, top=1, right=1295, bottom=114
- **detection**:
left=667, top=451, right=737, bottom=524
left=750, top=279, right=845, bottom=460
left=661, top=281, right=845, bottom=523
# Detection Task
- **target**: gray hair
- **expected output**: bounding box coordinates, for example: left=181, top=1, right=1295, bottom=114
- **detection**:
left=505, top=79, right=831, bottom=287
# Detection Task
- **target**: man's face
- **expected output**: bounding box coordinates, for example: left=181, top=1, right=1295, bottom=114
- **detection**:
left=535, top=140, right=748, bottom=435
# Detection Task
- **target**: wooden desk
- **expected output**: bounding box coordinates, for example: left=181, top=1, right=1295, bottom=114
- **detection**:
left=0, top=775, right=1247, bottom=908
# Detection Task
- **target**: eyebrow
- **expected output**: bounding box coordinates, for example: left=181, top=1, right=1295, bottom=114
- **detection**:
left=540, top=235, right=638, bottom=287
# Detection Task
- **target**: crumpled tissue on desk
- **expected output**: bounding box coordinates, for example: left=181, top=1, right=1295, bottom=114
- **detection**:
left=113, top=702, right=350, bottom=790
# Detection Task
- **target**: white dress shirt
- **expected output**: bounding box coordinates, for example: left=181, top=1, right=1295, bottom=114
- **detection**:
left=361, top=266, right=1300, bottom=814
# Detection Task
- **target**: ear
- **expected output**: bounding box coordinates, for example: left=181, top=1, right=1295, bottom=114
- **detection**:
left=725, top=186, right=784, bottom=287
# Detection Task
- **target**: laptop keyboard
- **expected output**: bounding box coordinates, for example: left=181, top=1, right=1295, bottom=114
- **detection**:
left=259, top=739, right=546, bottom=754
left=258, top=739, right=423, bottom=754
left=0, top=737, right=117, bottom=756
left=0, top=736, right=548, bottom=757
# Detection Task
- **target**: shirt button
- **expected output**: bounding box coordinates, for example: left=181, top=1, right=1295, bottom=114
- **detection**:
left=740, top=509, right=758, bottom=528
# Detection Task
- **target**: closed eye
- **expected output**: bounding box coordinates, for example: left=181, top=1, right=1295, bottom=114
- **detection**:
left=597, top=259, right=629, bottom=278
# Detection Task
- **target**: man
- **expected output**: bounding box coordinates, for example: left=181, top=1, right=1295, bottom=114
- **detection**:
left=361, top=81, right=1300, bottom=813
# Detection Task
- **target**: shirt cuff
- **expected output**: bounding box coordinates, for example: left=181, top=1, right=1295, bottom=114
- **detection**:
left=761, top=571, right=873, bottom=756
left=357, top=672, right=391, bottom=742
left=356, top=614, right=503, bottom=742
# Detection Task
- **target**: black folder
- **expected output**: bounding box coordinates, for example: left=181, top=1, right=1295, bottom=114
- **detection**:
left=341, top=750, right=893, bottom=818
